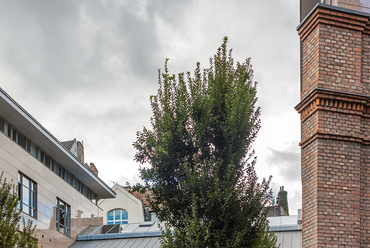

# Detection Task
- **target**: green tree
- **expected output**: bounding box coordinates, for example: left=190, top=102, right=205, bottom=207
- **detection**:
left=134, top=37, right=278, bottom=247
left=0, top=172, right=38, bottom=248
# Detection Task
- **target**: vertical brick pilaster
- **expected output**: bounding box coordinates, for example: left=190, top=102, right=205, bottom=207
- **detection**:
left=297, top=4, right=370, bottom=248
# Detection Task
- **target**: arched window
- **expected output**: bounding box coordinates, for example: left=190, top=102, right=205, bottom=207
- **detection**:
left=107, top=209, right=128, bottom=224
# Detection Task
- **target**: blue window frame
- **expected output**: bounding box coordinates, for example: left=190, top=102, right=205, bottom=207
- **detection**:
left=56, top=198, right=71, bottom=236
left=18, top=172, right=37, bottom=218
left=107, top=209, right=128, bottom=224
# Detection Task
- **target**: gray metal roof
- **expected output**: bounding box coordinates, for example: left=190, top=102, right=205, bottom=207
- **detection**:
left=70, top=222, right=162, bottom=248
left=268, top=215, right=301, bottom=231
left=274, top=231, right=302, bottom=248
left=268, top=214, right=302, bottom=248
left=70, top=237, right=160, bottom=248
left=70, top=214, right=303, bottom=248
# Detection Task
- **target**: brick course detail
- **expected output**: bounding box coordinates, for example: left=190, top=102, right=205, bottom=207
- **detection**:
left=297, top=4, right=370, bottom=248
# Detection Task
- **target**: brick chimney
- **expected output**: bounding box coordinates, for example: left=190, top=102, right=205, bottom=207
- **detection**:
left=297, top=3, right=370, bottom=247
left=89, top=162, right=98, bottom=177
left=77, top=141, right=84, bottom=163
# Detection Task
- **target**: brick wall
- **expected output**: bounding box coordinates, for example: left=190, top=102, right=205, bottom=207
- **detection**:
left=77, top=141, right=84, bottom=163
left=297, top=4, right=370, bottom=247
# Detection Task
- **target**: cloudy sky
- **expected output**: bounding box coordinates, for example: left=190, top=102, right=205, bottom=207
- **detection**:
left=0, top=0, right=301, bottom=214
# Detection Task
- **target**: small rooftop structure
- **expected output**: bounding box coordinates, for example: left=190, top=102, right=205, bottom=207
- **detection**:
left=267, top=209, right=302, bottom=248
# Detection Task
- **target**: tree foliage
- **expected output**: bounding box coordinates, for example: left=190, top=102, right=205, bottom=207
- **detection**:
left=0, top=172, right=38, bottom=248
left=134, top=37, right=278, bottom=247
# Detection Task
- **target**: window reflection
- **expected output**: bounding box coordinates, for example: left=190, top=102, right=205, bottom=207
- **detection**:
left=56, top=198, right=70, bottom=236
left=18, top=172, right=37, bottom=218
left=0, top=116, right=98, bottom=204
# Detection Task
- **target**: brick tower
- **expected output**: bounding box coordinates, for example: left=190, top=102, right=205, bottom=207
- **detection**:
left=297, top=2, right=370, bottom=247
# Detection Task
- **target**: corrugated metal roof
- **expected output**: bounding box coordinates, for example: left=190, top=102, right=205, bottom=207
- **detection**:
left=70, top=237, right=161, bottom=248
left=274, top=231, right=302, bottom=248
left=268, top=215, right=301, bottom=231
left=70, top=223, right=162, bottom=248
left=71, top=215, right=303, bottom=248
left=268, top=214, right=302, bottom=248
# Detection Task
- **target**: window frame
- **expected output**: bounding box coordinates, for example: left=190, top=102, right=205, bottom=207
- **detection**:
left=107, top=209, right=128, bottom=225
left=1, top=117, right=99, bottom=205
left=56, top=198, right=71, bottom=237
left=18, top=172, right=37, bottom=218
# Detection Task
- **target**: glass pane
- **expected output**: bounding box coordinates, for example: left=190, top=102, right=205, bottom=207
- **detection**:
left=30, top=190, right=34, bottom=206
left=30, top=143, right=37, bottom=157
left=23, top=177, right=29, bottom=189
left=12, top=128, right=18, bottom=142
left=23, top=204, right=29, bottom=214
left=114, top=221, right=120, bottom=224
left=23, top=186, right=29, bottom=205
left=18, top=133, right=26, bottom=148
left=115, top=210, right=121, bottom=220
left=59, top=168, right=65, bottom=179
left=3, top=121, right=7, bottom=134
left=107, top=211, right=114, bottom=220
left=31, top=207, right=36, bottom=217
left=107, top=221, right=113, bottom=225
left=54, top=163, right=59, bottom=174
left=73, top=179, right=79, bottom=190
left=60, top=211, right=65, bottom=226
left=122, top=210, right=128, bottom=220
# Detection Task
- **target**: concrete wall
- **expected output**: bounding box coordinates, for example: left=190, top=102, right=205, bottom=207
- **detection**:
left=0, top=132, right=103, bottom=248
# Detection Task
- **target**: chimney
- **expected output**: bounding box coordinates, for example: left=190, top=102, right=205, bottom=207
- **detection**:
left=77, top=141, right=84, bottom=163
left=297, top=209, right=302, bottom=225
left=89, top=162, right=99, bottom=177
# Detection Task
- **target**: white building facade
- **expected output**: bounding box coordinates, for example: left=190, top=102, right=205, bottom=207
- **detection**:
left=0, top=88, right=116, bottom=248
left=99, top=184, right=145, bottom=224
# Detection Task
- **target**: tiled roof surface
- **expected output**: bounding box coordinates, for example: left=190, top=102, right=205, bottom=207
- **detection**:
left=61, top=139, right=74, bottom=150
left=123, top=187, right=151, bottom=208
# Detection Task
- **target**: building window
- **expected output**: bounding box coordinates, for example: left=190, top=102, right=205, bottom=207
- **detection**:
left=0, top=117, right=4, bottom=132
left=56, top=198, right=71, bottom=236
left=26, top=139, right=37, bottom=158
left=18, top=172, right=37, bottom=218
left=1, top=115, right=99, bottom=205
left=107, top=209, right=128, bottom=224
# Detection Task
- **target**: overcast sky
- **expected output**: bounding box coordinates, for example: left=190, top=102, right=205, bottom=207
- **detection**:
left=0, top=0, right=301, bottom=214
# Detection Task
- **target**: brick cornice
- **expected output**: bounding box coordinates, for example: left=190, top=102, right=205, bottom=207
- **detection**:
left=298, top=5, right=369, bottom=42
left=299, top=131, right=367, bottom=148
left=295, top=88, right=370, bottom=122
left=297, top=88, right=370, bottom=148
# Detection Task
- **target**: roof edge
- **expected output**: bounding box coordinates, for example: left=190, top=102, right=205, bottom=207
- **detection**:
left=297, top=2, right=370, bottom=31
left=0, top=87, right=115, bottom=199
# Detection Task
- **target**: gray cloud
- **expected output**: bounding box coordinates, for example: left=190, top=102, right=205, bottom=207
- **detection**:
left=264, top=141, right=301, bottom=214
left=266, top=146, right=301, bottom=182
left=0, top=0, right=302, bottom=211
